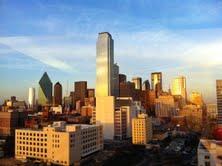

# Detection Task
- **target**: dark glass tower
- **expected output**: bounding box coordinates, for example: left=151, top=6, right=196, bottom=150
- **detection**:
left=54, top=82, right=62, bottom=106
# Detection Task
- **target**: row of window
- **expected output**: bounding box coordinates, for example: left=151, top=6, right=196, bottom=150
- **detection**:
left=17, top=137, right=47, bottom=142
left=17, top=132, right=47, bottom=137
left=17, top=141, right=47, bottom=146
left=17, top=146, right=47, bottom=153
left=17, top=151, right=47, bottom=158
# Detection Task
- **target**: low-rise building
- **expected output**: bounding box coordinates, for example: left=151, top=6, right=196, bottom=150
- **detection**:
left=198, top=139, right=222, bottom=166
left=15, top=121, right=103, bottom=165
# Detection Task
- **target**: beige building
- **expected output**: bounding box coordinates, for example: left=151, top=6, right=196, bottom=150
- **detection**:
left=155, top=95, right=177, bottom=118
left=15, top=122, right=103, bottom=165
left=198, top=139, right=222, bottom=166
left=190, top=91, right=204, bottom=108
left=171, top=76, right=187, bottom=101
left=206, top=104, right=218, bottom=119
left=132, top=114, right=152, bottom=145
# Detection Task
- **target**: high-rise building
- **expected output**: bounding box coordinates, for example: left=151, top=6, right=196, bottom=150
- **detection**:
left=15, top=122, right=103, bottom=165
left=113, top=64, right=119, bottom=97
left=171, top=76, right=187, bottom=101
left=132, top=77, right=142, bottom=91
left=190, top=91, right=204, bottom=108
left=87, top=89, right=95, bottom=98
left=75, top=81, right=87, bottom=102
left=96, top=32, right=114, bottom=97
left=151, top=72, right=162, bottom=97
left=28, top=87, right=35, bottom=108
left=54, top=82, right=62, bottom=106
left=132, top=113, right=152, bottom=145
left=216, top=80, right=222, bottom=126
left=119, top=74, right=127, bottom=84
left=38, top=72, right=52, bottom=105
left=142, top=80, right=150, bottom=91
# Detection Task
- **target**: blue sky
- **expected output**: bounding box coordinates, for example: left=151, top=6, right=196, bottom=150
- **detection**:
left=0, top=0, right=222, bottom=103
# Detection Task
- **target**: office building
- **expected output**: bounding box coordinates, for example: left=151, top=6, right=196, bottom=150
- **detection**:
left=198, top=139, right=222, bottom=166
left=132, top=77, right=142, bottom=91
left=216, top=80, right=222, bottom=126
left=28, top=88, right=35, bottom=108
left=113, top=63, right=119, bottom=97
left=87, top=89, right=95, bottom=98
left=0, top=110, right=26, bottom=136
left=151, top=72, right=162, bottom=97
left=142, top=80, right=150, bottom=91
left=190, top=91, right=204, bottom=108
left=119, top=74, right=127, bottom=84
left=96, top=96, right=115, bottom=139
left=132, top=113, right=152, bottom=145
left=96, top=32, right=114, bottom=97
left=206, top=104, right=218, bottom=119
left=114, top=108, right=127, bottom=140
left=38, top=72, right=52, bottom=106
left=171, top=76, right=187, bottom=101
left=15, top=122, right=103, bottom=165
left=155, top=95, right=177, bottom=117
left=75, top=81, right=87, bottom=102
left=54, top=82, right=62, bottom=106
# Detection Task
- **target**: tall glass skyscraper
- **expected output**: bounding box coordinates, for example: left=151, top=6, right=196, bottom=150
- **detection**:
left=38, top=72, right=52, bottom=105
left=96, top=32, right=114, bottom=97
left=28, top=87, right=35, bottom=108
left=171, top=76, right=187, bottom=100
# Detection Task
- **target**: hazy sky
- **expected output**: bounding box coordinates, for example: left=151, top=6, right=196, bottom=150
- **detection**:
left=0, top=0, right=222, bottom=103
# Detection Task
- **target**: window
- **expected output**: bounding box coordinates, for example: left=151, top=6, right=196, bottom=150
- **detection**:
left=205, top=156, right=210, bottom=159
left=205, top=161, right=210, bottom=166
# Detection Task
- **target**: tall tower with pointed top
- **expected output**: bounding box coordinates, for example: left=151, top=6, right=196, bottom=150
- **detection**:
left=38, top=72, right=52, bottom=106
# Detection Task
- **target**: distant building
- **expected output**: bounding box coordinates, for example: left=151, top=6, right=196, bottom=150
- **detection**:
left=190, top=91, right=204, bottom=108
left=132, top=113, right=152, bottom=145
left=206, top=104, right=218, bottom=119
left=0, top=110, right=26, bottom=136
left=216, top=80, right=222, bottom=126
left=54, top=82, right=62, bottom=106
left=198, top=139, right=222, bottom=166
left=119, top=74, right=127, bottom=84
left=75, top=81, right=87, bottom=103
left=142, top=80, right=150, bottom=91
left=151, top=72, right=162, bottom=97
left=15, top=122, right=103, bottom=165
left=28, top=88, right=35, bottom=108
left=155, top=95, right=177, bottom=117
left=38, top=72, right=52, bottom=105
left=171, top=76, right=187, bottom=101
left=96, top=32, right=114, bottom=97
left=132, top=77, right=142, bottom=91
left=87, top=89, right=95, bottom=98
left=113, top=64, right=119, bottom=97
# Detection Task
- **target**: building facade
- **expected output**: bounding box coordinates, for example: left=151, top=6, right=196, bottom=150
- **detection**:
left=151, top=72, right=162, bottom=97
left=54, top=82, right=62, bottom=106
left=171, top=76, right=187, bottom=101
left=75, top=81, right=87, bottom=103
left=96, top=32, right=114, bottom=97
left=132, top=77, right=142, bottom=91
left=216, top=80, right=222, bottom=126
left=15, top=122, right=103, bottom=165
left=132, top=114, right=152, bottom=145
left=28, top=88, right=35, bottom=108
left=38, top=72, right=52, bottom=106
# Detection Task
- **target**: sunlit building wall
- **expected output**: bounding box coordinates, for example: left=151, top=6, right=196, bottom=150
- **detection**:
left=132, top=113, right=152, bottom=145
left=132, top=77, right=142, bottom=91
left=142, top=80, right=150, bottom=91
left=171, top=76, right=187, bottom=101
left=96, top=32, right=114, bottom=97
left=151, top=72, right=162, bottom=97
left=190, top=91, right=204, bottom=108
left=28, top=87, right=35, bottom=108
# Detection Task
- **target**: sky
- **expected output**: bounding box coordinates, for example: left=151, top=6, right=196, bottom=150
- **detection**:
left=0, top=0, right=222, bottom=104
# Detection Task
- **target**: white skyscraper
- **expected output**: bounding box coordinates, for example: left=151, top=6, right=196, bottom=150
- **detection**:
left=171, top=76, right=187, bottom=100
left=28, top=87, right=35, bottom=108
left=96, top=32, right=115, bottom=140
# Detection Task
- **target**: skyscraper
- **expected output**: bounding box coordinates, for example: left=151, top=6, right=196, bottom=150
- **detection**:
left=142, top=80, right=150, bottom=91
left=28, top=87, right=35, bottom=108
left=132, top=77, right=142, bottom=91
left=38, top=72, right=52, bottom=106
left=151, top=72, right=162, bottom=97
left=119, top=74, right=127, bottom=84
left=171, top=76, right=187, bottom=100
left=54, top=82, right=62, bottom=106
left=190, top=91, right=203, bottom=108
left=96, top=32, right=115, bottom=140
left=75, top=81, right=87, bottom=102
left=216, top=80, right=222, bottom=126
left=96, top=32, right=114, bottom=97
left=113, top=63, right=119, bottom=97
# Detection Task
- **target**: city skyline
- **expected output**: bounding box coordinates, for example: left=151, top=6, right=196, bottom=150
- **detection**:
left=1, top=0, right=222, bottom=103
